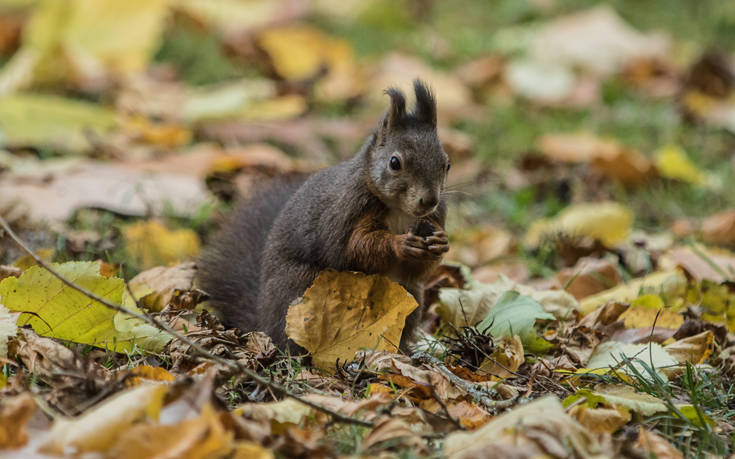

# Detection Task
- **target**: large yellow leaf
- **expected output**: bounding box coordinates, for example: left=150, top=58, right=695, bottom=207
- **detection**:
left=580, top=270, right=688, bottom=315
left=525, top=201, right=633, bottom=248
left=0, top=261, right=171, bottom=352
left=285, top=270, right=418, bottom=369
left=655, top=145, right=706, bottom=185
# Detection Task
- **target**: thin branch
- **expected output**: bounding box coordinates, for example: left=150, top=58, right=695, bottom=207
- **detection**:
left=0, top=216, right=373, bottom=428
left=411, top=351, right=519, bottom=411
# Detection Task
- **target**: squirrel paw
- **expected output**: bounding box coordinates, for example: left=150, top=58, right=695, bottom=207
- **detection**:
left=394, top=232, right=448, bottom=261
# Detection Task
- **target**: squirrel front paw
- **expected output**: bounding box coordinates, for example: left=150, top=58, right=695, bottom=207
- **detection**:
left=393, top=231, right=449, bottom=261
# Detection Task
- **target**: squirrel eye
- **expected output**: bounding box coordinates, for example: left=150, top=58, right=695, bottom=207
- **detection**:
left=389, top=156, right=401, bottom=171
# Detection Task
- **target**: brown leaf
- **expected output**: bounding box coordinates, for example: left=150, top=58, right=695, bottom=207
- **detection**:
left=557, top=256, right=622, bottom=300
left=635, top=428, right=683, bottom=459
left=568, top=404, right=631, bottom=434
left=667, top=246, right=735, bottom=283
left=0, top=393, right=35, bottom=448
left=129, top=262, right=198, bottom=312
left=665, top=330, right=714, bottom=365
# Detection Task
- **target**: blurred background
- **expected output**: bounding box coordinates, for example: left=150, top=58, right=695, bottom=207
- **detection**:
left=0, top=0, right=734, bottom=284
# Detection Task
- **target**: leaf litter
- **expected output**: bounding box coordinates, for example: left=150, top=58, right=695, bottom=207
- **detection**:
left=1, top=0, right=735, bottom=457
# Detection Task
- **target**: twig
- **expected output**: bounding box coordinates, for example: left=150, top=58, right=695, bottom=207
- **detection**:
left=411, top=351, right=519, bottom=411
left=0, top=216, right=373, bottom=428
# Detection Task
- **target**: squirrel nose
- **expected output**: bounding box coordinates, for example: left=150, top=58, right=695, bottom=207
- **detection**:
left=419, top=194, right=439, bottom=210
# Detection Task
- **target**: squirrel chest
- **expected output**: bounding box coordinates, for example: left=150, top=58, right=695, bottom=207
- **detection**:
left=384, top=209, right=414, bottom=234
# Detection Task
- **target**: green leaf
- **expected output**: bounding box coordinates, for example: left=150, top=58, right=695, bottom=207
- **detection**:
left=0, top=261, right=171, bottom=353
left=476, top=291, right=554, bottom=352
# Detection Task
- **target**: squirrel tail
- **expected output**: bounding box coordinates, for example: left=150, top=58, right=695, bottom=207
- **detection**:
left=198, top=174, right=307, bottom=332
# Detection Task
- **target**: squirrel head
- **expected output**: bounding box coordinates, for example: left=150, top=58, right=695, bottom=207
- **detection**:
left=367, top=79, right=450, bottom=218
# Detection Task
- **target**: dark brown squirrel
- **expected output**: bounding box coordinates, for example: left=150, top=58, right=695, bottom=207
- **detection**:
left=198, top=79, right=450, bottom=351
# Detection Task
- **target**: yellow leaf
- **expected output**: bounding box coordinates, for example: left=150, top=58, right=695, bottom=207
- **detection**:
left=664, top=331, right=713, bottom=365
left=285, top=270, right=418, bottom=369
left=0, top=0, right=170, bottom=92
left=106, top=403, right=233, bottom=459
left=593, top=384, right=667, bottom=416
left=41, top=383, right=168, bottom=455
left=655, top=145, right=706, bottom=185
left=568, top=403, right=631, bottom=434
left=0, top=261, right=171, bottom=352
left=478, top=335, right=524, bottom=380
left=0, top=93, right=115, bottom=153
left=123, top=221, right=201, bottom=270
left=525, top=201, right=633, bottom=248
left=12, top=247, right=54, bottom=270
left=127, top=365, right=175, bottom=387
left=619, top=294, right=684, bottom=330
left=580, top=270, right=688, bottom=315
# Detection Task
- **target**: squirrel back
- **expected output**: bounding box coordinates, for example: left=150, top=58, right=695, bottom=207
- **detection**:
left=199, top=80, right=450, bottom=351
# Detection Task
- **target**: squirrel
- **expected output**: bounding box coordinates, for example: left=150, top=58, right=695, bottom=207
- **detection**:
left=198, top=79, right=450, bottom=352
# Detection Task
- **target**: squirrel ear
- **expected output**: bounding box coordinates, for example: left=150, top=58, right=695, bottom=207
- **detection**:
left=383, top=87, right=406, bottom=131
left=413, top=79, right=436, bottom=128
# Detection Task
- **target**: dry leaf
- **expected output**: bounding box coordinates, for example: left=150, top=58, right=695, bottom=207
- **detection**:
left=568, top=403, right=631, bottom=434
left=129, top=262, right=197, bottom=311
left=700, top=210, right=735, bottom=247
left=0, top=393, right=35, bottom=448
left=557, top=256, right=622, bottom=300
left=478, top=335, right=524, bottom=379
left=666, top=246, right=735, bottom=283
left=0, top=161, right=211, bottom=223
left=444, top=396, right=604, bottom=458
left=285, top=270, right=418, bottom=369
left=525, top=202, right=634, bottom=249
left=580, top=270, right=687, bottom=315
left=664, top=331, right=713, bottom=365
left=538, top=132, right=654, bottom=185
left=41, top=383, right=168, bottom=455
left=636, top=428, right=684, bottom=459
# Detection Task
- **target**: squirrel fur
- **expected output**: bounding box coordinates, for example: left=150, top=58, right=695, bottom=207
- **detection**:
left=198, top=79, right=450, bottom=351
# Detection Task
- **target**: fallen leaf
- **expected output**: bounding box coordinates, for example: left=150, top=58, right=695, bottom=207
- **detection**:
left=444, top=396, right=603, bottom=458
left=568, top=403, right=631, bottom=434
left=173, top=0, right=307, bottom=37
left=537, top=132, right=654, bottom=185
left=580, top=270, right=688, bottom=315
left=285, top=270, right=418, bottom=369
left=237, top=398, right=316, bottom=431
left=129, top=262, right=197, bottom=311
left=618, top=294, right=684, bottom=330
left=655, top=145, right=707, bottom=185
left=478, top=335, right=524, bottom=379
left=0, top=261, right=171, bottom=352
left=438, top=273, right=579, bottom=329
left=528, top=6, right=668, bottom=76
left=123, top=221, right=201, bottom=270
left=700, top=209, right=735, bottom=247
left=0, top=0, right=170, bottom=92
left=525, top=201, right=634, bottom=248
left=127, top=365, right=176, bottom=387
left=636, top=428, right=684, bottom=459
left=592, top=384, right=667, bottom=416
left=0, top=93, right=116, bottom=153
left=476, top=291, right=554, bottom=352
left=0, top=161, right=212, bottom=223
left=557, top=256, right=622, bottom=300
left=107, top=403, right=233, bottom=459
left=40, top=383, right=168, bottom=455
left=666, top=246, right=735, bottom=283
left=0, top=393, right=35, bottom=448
left=587, top=341, right=678, bottom=380
left=664, top=330, right=713, bottom=365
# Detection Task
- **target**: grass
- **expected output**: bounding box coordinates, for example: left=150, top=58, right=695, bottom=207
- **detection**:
left=597, top=354, right=735, bottom=456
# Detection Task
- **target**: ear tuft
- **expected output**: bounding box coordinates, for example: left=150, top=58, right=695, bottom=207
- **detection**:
left=413, top=79, right=436, bottom=128
left=384, top=87, right=406, bottom=129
